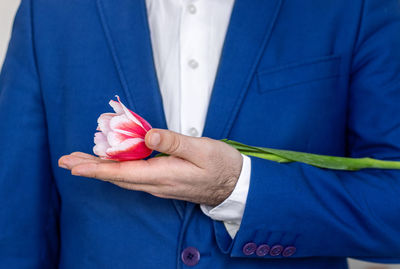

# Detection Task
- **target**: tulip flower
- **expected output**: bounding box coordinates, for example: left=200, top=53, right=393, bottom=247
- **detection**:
left=94, top=96, right=400, bottom=171
left=93, top=96, right=152, bottom=161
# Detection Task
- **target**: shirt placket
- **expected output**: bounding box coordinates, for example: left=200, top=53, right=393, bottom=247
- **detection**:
left=179, top=0, right=209, bottom=137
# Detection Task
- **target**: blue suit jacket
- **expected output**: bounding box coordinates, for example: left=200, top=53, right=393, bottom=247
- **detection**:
left=1, top=0, right=400, bottom=268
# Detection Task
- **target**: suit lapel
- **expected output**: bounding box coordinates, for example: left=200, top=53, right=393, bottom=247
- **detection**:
left=96, top=0, right=167, bottom=131
left=185, top=0, right=283, bottom=222
left=97, top=0, right=187, bottom=219
left=202, top=0, right=283, bottom=139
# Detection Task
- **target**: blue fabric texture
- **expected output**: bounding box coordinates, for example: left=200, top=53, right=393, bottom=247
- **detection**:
left=0, top=0, right=400, bottom=268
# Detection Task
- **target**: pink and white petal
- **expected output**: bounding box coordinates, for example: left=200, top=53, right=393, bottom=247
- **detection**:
left=129, top=110, right=152, bottom=131
left=107, top=137, right=143, bottom=152
left=93, top=132, right=110, bottom=157
left=93, top=144, right=109, bottom=158
left=107, top=131, right=132, bottom=147
left=106, top=138, right=152, bottom=161
left=115, top=95, right=147, bottom=131
left=109, top=100, right=124, bottom=115
left=109, top=114, right=147, bottom=138
left=94, top=132, right=110, bottom=146
left=108, top=145, right=152, bottom=161
left=97, top=113, right=115, bottom=134
left=94, top=132, right=107, bottom=143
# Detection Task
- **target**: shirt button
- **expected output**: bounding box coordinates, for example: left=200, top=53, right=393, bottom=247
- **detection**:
left=188, top=127, right=199, bottom=137
left=187, top=4, right=197, bottom=14
left=188, top=59, right=199, bottom=69
left=181, top=246, right=200, bottom=266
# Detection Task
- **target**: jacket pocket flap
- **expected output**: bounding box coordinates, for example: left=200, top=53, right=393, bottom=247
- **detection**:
left=257, top=55, right=341, bottom=93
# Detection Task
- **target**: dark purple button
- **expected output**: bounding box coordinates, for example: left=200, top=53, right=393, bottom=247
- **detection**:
left=242, top=242, right=257, bottom=255
left=282, top=246, right=296, bottom=257
left=269, top=245, right=284, bottom=256
left=256, top=244, right=270, bottom=257
left=181, top=247, right=200, bottom=266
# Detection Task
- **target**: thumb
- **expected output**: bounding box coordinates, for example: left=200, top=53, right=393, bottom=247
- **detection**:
left=145, top=129, right=204, bottom=164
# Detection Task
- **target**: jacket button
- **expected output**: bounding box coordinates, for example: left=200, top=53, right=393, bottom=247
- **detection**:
left=269, top=245, right=284, bottom=256
left=282, top=246, right=297, bottom=257
left=242, top=242, right=257, bottom=255
left=256, top=244, right=270, bottom=257
left=181, top=247, right=200, bottom=266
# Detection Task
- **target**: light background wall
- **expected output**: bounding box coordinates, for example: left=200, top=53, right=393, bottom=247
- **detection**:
left=0, top=0, right=20, bottom=67
left=0, top=1, right=399, bottom=269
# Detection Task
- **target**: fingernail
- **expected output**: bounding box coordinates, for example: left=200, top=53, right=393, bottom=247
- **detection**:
left=59, top=163, right=68, bottom=169
left=148, top=132, right=161, bottom=147
left=71, top=170, right=82, bottom=176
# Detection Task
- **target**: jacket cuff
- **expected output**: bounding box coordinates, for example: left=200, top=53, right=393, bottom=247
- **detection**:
left=212, top=156, right=300, bottom=258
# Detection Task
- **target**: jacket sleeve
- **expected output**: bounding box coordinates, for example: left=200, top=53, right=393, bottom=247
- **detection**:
left=0, top=0, right=60, bottom=268
left=213, top=0, right=400, bottom=262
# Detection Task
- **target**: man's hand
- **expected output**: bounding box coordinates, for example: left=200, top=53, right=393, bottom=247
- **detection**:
left=58, top=129, right=243, bottom=206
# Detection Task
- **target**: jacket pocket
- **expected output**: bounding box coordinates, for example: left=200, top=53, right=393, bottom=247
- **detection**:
left=257, top=55, right=341, bottom=93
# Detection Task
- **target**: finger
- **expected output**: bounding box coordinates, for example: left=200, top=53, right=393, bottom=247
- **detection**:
left=70, top=152, right=115, bottom=163
left=59, top=151, right=115, bottom=168
left=70, top=160, right=159, bottom=184
left=70, top=152, right=99, bottom=160
left=111, top=181, right=163, bottom=194
left=110, top=181, right=184, bottom=200
left=145, top=129, right=210, bottom=165
left=58, top=155, right=99, bottom=170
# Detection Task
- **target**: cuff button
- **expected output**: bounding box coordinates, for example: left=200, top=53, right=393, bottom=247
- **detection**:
left=282, top=246, right=296, bottom=257
left=256, top=244, right=270, bottom=257
left=269, top=245, right=284, bottom=256
left=242, top=242, right=257, bottom=255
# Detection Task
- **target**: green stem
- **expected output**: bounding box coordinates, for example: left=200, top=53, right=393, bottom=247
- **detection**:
left=238, top=150, right=291, bottom=163
left=222, top=139, right=400, bottom=171
left=153, top=139, right=400, bottom=171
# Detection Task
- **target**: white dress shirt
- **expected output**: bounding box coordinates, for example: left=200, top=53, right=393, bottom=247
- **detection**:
left=145, top=0, right=250, bottom=238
